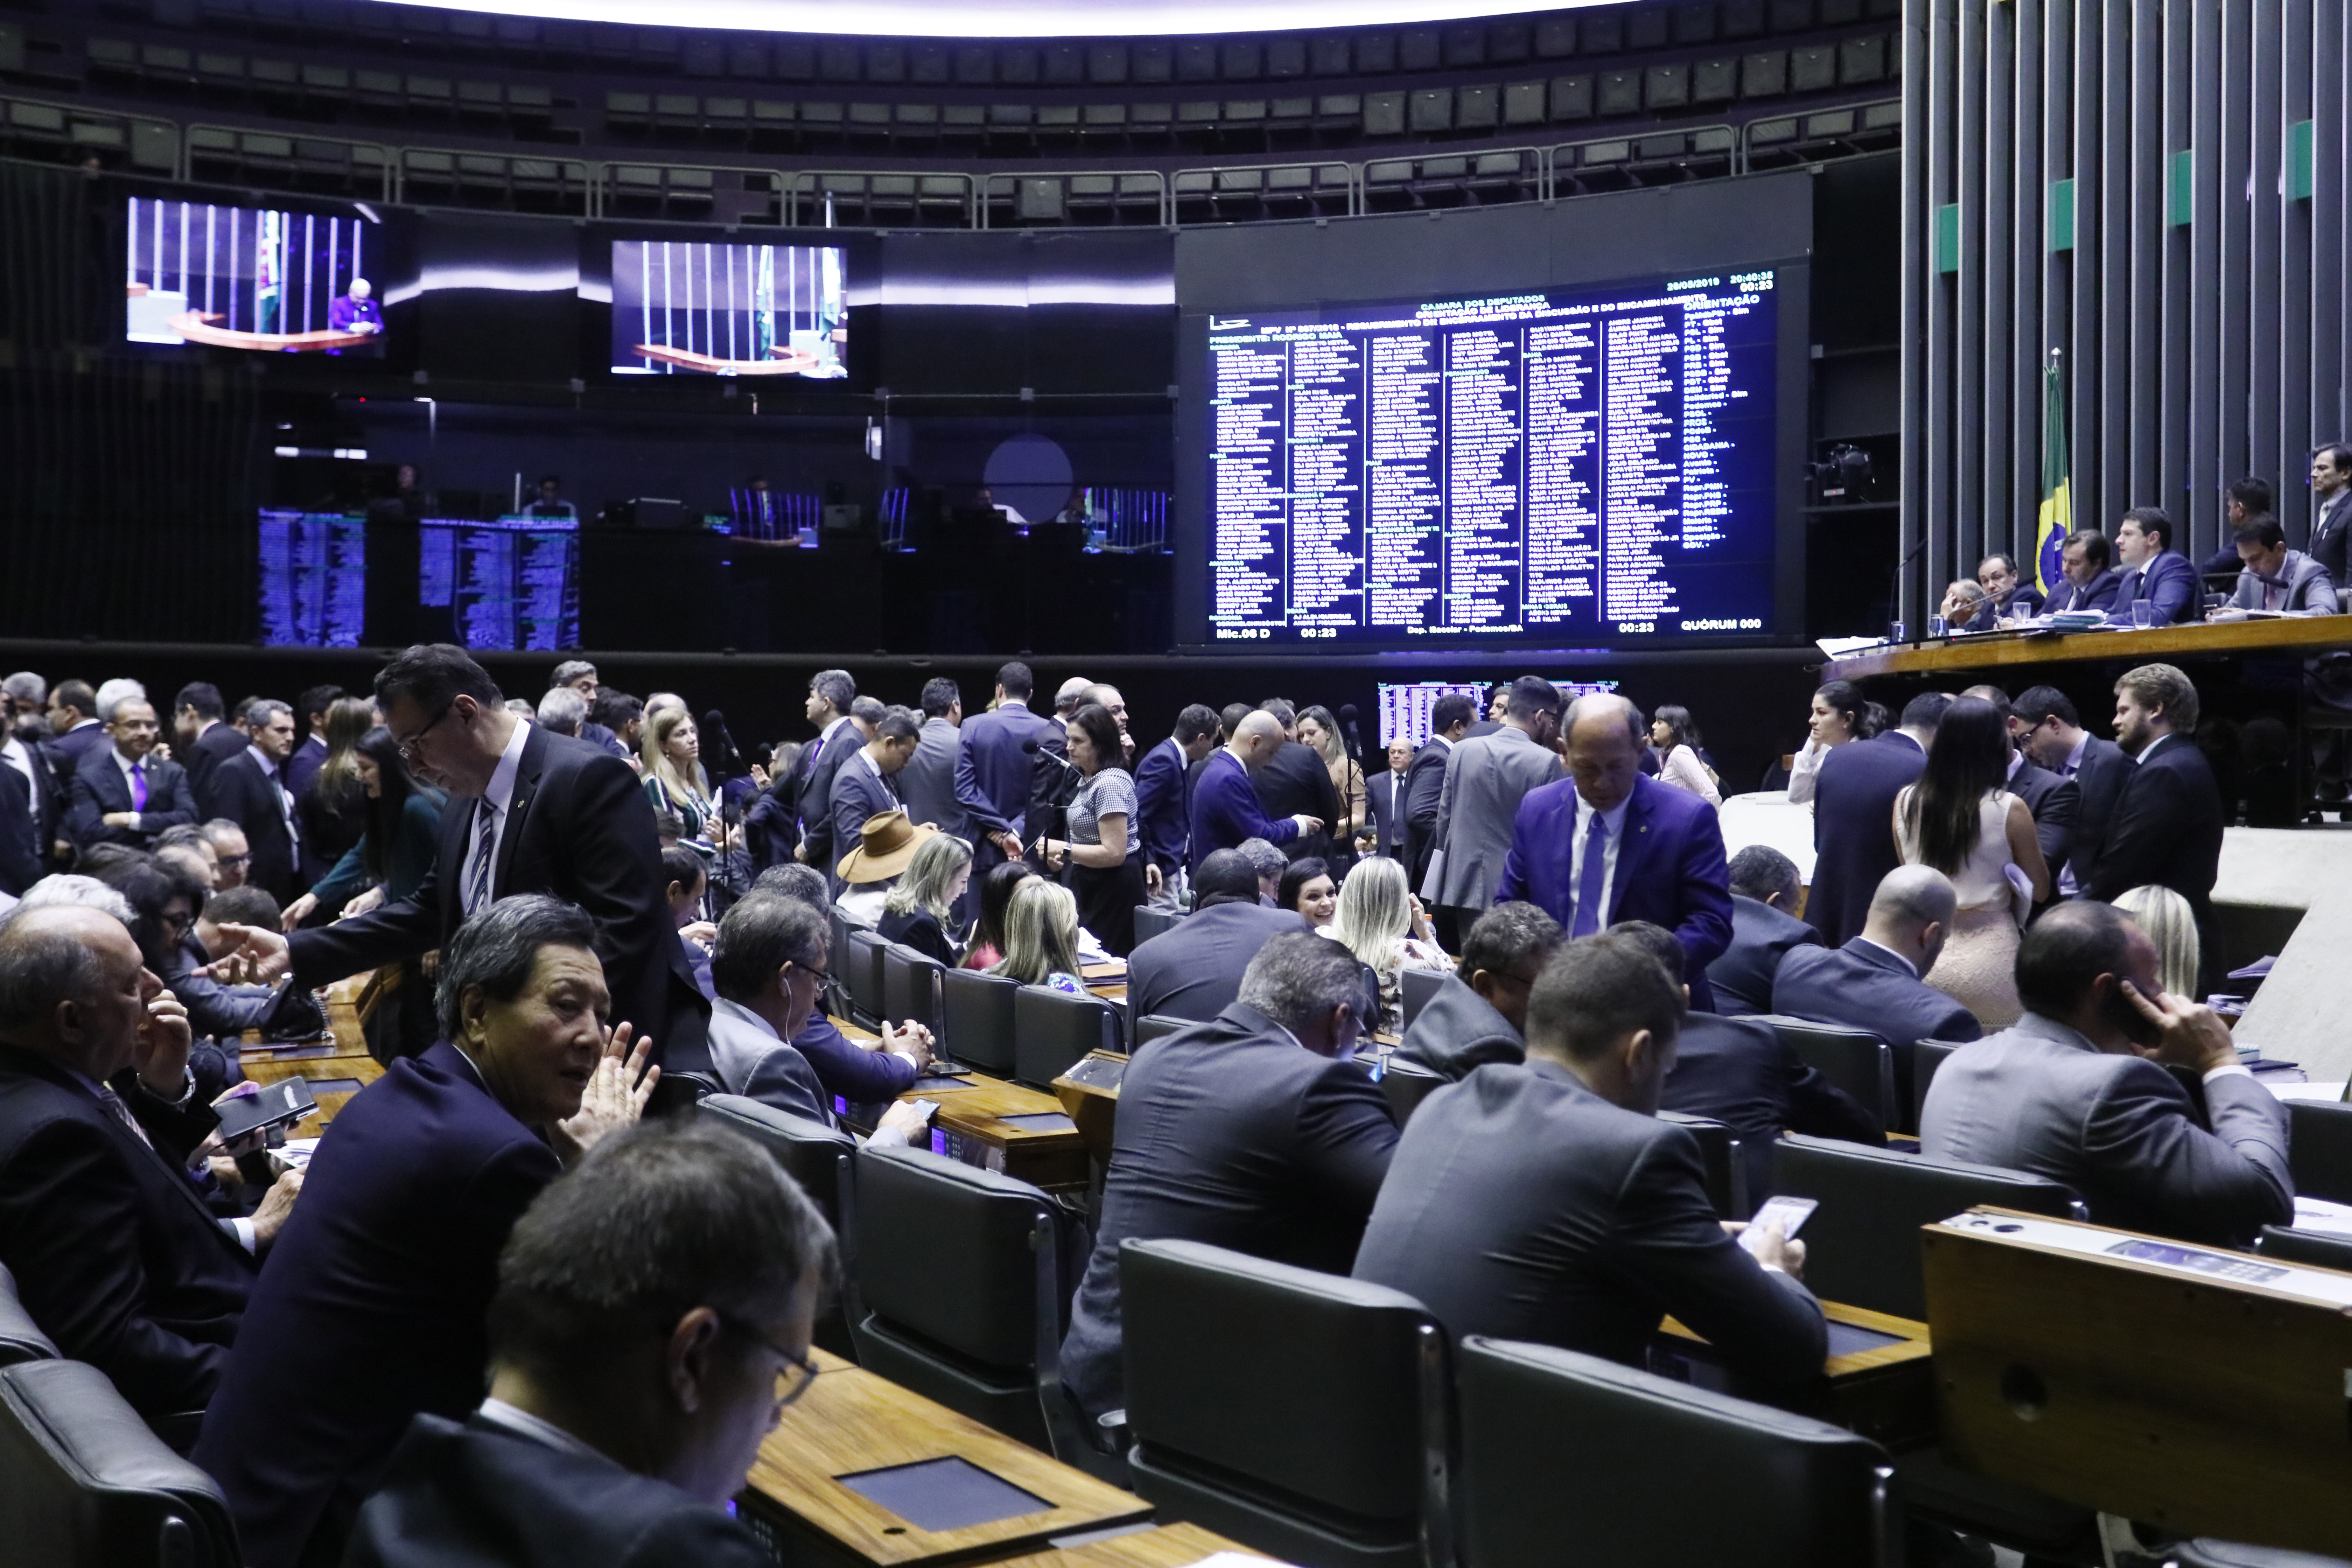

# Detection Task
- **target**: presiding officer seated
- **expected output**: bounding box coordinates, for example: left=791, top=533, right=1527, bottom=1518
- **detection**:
left=1061, top=930, right=1397, bottom=1422
left=346, top=1118, right=830, bottom=1567
left=1394, top=901, right=1563, bottom=1080
left=1354, top=932, right=1826, bottom=1400
left=1921, top=900, right=2291, bottom=1247
left=1124, top=848, right=1310, bottom=1023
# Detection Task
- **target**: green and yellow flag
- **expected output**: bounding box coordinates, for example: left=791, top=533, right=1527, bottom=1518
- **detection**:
left=2034, top=349, right=2071, bottom=594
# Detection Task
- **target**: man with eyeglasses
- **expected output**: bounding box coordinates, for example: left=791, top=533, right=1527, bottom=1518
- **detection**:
left=63, top=696, right=198, bottom=854
left=199, top=820, right=253, bottom=891
left=1395, top=901, right=1564, bottom=1080
left=343, top=1119, right=818, bottom=1566
left=201, top=643, right=712, bottom=1085
left=2013, top=684, right=2133, bottom=899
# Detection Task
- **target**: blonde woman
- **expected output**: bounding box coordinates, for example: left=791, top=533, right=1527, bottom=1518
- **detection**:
left=1297, top=705, right=1366, bottom=867
left=986, top=876, right=1089, bottom=995
left=879, top=831, right=973, bottom=967
left=2112, top=884, right=2201, bottom=1000
left=640, top=706, right=719, bottom=849
left=1320, top=856, right=1449, bottom=1032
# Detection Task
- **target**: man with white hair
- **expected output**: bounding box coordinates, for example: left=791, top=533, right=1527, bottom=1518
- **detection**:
left=93, top=678, right=148, bottom=726
left=1773, top=865, right=1984, bottom=1050
left=331, top=276, right=383, bottom=336
left=1053, top=677, right=1094, bottom=721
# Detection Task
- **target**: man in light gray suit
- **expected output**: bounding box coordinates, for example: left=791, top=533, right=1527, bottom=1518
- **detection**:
left=2225, top=513, right=2340, bottom=614
left=704, top=894, right=931, bottom=1146
left=1922, top=900, right=2290, bottom=1248
left=1422, top=676, right=1564, bottom=945
left=896, top=678, right=969, bottom=841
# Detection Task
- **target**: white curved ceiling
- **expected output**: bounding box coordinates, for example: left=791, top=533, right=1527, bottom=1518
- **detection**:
left=369, top=0, right=1613, bottom=40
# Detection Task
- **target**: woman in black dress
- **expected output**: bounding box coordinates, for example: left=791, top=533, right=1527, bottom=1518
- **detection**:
left=1042, top=702, right=1147, bottom=956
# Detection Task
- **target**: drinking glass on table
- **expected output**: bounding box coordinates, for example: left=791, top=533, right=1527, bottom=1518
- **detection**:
left=2132, top=601, right=2156, bottom=630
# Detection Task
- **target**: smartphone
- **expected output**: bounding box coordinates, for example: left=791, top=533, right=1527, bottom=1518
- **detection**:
left=906, top=1098, right=941, bottom=1121
left=1740, top=1195, right=1818, bottom=1258
left=216, top=1078, right=319, bottom=1143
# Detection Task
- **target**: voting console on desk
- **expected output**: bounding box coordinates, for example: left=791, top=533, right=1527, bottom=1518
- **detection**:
left=1651, top=1302, right=1937, bottom=1450
left=1924, top=1206, right=2352, bottom=1556
left=1051, top=1050, right=1128, bottom=1168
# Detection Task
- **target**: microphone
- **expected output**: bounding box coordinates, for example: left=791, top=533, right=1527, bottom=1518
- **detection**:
left=1338, top=702, right=1364, bottom=762
left=1886, top=535, right=1928, bottom=639
left=1022, top=738, right=1082, bottom=775
left=701, top=709, right=743, bottom=776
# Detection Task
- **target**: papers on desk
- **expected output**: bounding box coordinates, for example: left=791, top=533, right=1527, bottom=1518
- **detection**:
left=1184, top=1554, right=1302, bottom=1568
left=2266, top=1081, right=2348, bottom=1104
left=1816, top=636, right=1884, bottom=659
left=1074, top=926, right=1111, bottom=964
left=2229, top=955, right=2278, bottom=982
left=274, top=1138, right=321, bottom=1171
left=2291, top=1196, right=2352, bottom=1236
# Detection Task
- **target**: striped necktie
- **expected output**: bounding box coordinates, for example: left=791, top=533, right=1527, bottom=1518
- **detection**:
left=465, top=797, right=498, bottom=915
left=95, top=1084, right=155, bottom=1151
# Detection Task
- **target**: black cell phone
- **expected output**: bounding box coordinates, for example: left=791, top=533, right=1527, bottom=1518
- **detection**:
left=216, top=1078, right=319, bottom=1143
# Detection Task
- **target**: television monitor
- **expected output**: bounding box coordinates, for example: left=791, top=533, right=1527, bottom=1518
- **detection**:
left=1187, top=270, right=1785, bottom=649
left=420, top=517, right=580, bottom=651
left=128, top=197, right=389, bottom=356
left=257, top=511, right=367, bottom=647
left=609, top=240, right=846, bottom=378
left=1374, top=678, right=1620, bottom=749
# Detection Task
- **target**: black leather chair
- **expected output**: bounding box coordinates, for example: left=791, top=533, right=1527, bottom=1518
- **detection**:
left=881, top=941, right=946, bottom=1038
left=1660, top=1110, right=1748, bottom=1221
left=1453, top=1336, right=1897, bottom=1568
left=1378, top=1060, right=1448, bottom=1128
left=1134, top=1013, right=1193, bottom=1049
left=1754, top=1015, right=1894, bottom=1134
left=1910, top=1038, right=1961, bottom=1134
left=0, top=1263, right=57, bottom=1367
left=1770, top=1134, right=2083, bottom=1321
left=2256, top=1224, right=2352, bottom=1272
left=842, top=928, right=889, bottom=1030
left=848, top=1145, right=1090, bottom=1463
left=0, top=1359, right=241, bottom=1567
left=1134, top=905, right=1186, bottom=945
left=1012, top=985, right=1121, bottom=1090
left=701, top=1095, right=863, bottom=1358
left=940, top=966, right=1021, bottom=1076
left=1120, top=1238, right=1449, bottom=1568
left=1399, top=967, right=1444, bottom=1031
left=2288, top=1098, right=2352, bottom=1205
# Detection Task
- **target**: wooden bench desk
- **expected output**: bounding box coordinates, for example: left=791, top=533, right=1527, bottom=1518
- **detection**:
left=832, top=1059, right=1090, bottom=1190
left=740, top=1349, right=1152, bottom=1568
left=237, top=1041, right=385, bottom=1129
left=1654, top=1300, right=1936, bottom=1451
left=985, top=1522, right=1267, bottom=1568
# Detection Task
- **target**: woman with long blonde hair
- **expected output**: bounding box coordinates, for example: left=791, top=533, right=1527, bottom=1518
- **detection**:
left=986, top=877, right=1088, bottom=995
left=1321, top=856, right=1449, bottom=1032
left=639, top=705, right=716, bottom=846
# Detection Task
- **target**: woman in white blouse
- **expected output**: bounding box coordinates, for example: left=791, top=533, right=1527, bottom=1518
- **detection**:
left=1648, top=705, right=1721, bottom=807
left=1786, top=679, right=1875, bottom=808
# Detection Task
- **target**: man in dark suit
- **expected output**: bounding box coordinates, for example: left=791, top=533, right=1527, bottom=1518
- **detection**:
left=0, top=765, right=40, bottom=895
left=1805, top=692, right=1949, bottom=947
left=173, top=682, right=248, bottom=801
left=827, top=711, right=916, bottom=893
left=1963, top=552, right=2045, bottom=629
left=63, top=696, right=197, bottom=854
left=2043, top=530, right=2122, bottom=615
left=895, top=678, right=969, bottom=843
left=2086, top=664, right=2227, bottom=977
left=2309, top=443, right=2352, bottom=586
left=1365, top=738, right=1412, bottom=861
left=1250, top=700, right=1342, bottom=864
left=197, top=896, right=656, bottom=1568
left=954, top=661, right=1065, bottom=878
left=344, top=1120, right=822, bottom=1568
left=195, top=698, right=302, bottom=902
left=2, top=719, right=66, bottom=872
left=1396, top=902, right=1564, bottom=1080
left=1062, top=931, right=1397, bottom=1420
left=0, top=906, right=300, bottom=1426
left=2104, top=509, right=2200, bottom=626
left=2015, top=685, right=2131, bottom=897
left=1496, top=695, right=1735, bottom=1011
left=1134, top=704, right=1220, bottom=901
left=1186, top=712, right=1317, bottom=878
left=1923, top=901, right=2289, bottom=1247
left=42, top=679, right=106, bottom=771
left=202, top=645, right=712, bottom=1079
left=1402, top=694, right=1475, bottom=892
left=1356, top=932, right=1825, bottom=1397
left=1773, top=865, right=1981, bottom=1050
left=1126, top=850, right=1311, bottom=1022
left=1704, top=846, right=1819, bottom=1016
left=283, top=683, right=344, bottom=804
left=793, top=668, right=863, bottom=875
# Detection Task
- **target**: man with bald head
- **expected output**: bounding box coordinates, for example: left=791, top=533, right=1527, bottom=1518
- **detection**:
left=0, top=905, right=299, bottom=1429
left=1186, top=709, right=1324, bottom=879
left=1496, top=694, right=1734, bottom=1009
left=1772, top=865, right=1982, bottom=1077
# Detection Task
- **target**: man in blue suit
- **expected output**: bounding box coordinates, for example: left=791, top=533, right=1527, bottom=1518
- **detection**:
left=1805, top=692, right=1948, bottom=948
left=1774, top=865, right=1982, bottom=1051
left=1134, top=704, right=1219, bottom=902
left=954, top=660, right=1065, bottom=878
left=1494, top=694, right=1734, bottom=1011
left=63, top=696, right=197, bottom=853
left=2106, top=508, right=2199, bottom=626
left=793, top=670, right=864, bottom=876
left=1704, top=846, right=1819, bottom=1016
left=2043, top=530, right=2122, bottom=615
left=1186, top=711, right=1321, bottom=879
left=827, top=710, right=916, bottom=892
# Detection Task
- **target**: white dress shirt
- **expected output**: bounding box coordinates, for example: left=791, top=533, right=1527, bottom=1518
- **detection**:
left=463, top=719, right=533, bottom=912
left=1854, top=936, right=1920, bottom=977
left=1567, top=790, right=1633, bottom=929
left=1, top=736, right=34, bottom=794
left=475, top=1398, right=615, bottom=1465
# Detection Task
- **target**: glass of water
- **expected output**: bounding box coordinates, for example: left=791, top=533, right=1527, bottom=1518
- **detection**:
left=2132, top=601, right=2156, bottom=630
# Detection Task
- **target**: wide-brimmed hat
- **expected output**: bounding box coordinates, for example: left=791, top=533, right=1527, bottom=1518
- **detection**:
left=836, top=809, right=936, bottom=884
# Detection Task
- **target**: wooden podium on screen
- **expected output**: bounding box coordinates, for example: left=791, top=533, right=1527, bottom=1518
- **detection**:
left=1923, top=1207, right=2352, bottom=1556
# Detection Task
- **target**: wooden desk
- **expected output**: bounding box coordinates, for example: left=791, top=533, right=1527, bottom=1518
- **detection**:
left=986, top=1522, right=1267, bottom=1568
left=840, top=1068, right=1089, bottom=1190
left=1050, top=1051, right=1128, bottom=1167
left=1655, top=1300, right=1935, bottom=1450
left=1823, top=614, right=2352, bottom=682
left=237, top=1043, right=385, bottom=1129
left=740, top=1349, right=1152, bottom=1568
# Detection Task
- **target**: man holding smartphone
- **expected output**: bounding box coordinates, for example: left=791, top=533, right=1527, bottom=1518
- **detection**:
left=1921, top=901, right=2289, bottom=1248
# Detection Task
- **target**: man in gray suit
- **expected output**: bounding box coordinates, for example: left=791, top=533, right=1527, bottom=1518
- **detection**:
left=895, top=679, right=968, bottom=841
left=2225, top=513, right=2340, bottom=614
left=1422, top=677, right=1564, bottom=943
left=1921, top=901, right=2290, bottom=1248
left=704, top=895, right=931, bottom=1146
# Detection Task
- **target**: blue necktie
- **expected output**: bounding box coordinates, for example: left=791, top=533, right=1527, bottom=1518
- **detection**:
left=1572, top=809, right=1609, bottom=937
left=129, top=760, right=147, bottom=813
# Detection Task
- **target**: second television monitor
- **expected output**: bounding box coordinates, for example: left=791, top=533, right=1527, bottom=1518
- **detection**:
left=609, top=239, right=846, bottom=379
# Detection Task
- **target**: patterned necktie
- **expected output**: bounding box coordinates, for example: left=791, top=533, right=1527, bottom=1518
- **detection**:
left=95, top=1084, right=155, bottom=1151
left=465, top=797, right=498, bottom=914
left=130, top=760, right=147, bottom=813
left=1571, top=809, right=1610, bottom=937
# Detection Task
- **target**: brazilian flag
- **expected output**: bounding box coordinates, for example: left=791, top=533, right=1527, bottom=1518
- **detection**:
left=2035, top=350, right=2071, bottom=594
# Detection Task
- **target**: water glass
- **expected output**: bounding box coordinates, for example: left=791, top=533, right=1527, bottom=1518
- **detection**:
left=2132, top=601, right=2156, bottom=630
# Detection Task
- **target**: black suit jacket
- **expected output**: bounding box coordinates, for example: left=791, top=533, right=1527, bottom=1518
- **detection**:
left=1704, top=895, right=1820, bottom=1016
left=1253, top=740, right=1341, bottom=862
left=796, top=721, right=866, bottom=873
left=1401, top=738, right=1452, bottom=889
left=2086, top=734, right=2226, bottom=954
left=1125, top=901, right=1312, bottom=1022
left=2063, top=735, right=2134, bottom=892
left=346, top=1413, right=773, bottom=1568
left=1660, top=1013, right=1886, bottom=1199
left=197, top=748, right=298, bottom=900
left=1806, top=732, right=1927, bottom=947
left=2044, top=568, right=2122, bottom=615
left=45, top=720, right=108, bottom=771
left=184, top=722, right=250, bottom=799
left=65, top=749, right=199, bottom=853
left=0, top=766, right=40, bottom=895
left=8, top=743, right=66, bottom=866
left=0, top=1042, right=252, bottom=1419
left=195, top=1042, right=562, bottom=1568
left=1365, top=768, right=1407, bottom=858
left=1354, top=1058, right=1825, bottom=1396
left=2312, top=489, right=2352, bottom=586
left=2008, top=756, right=2079, bottom=880
left=1060, top=1003, right=1399, bottom=1416
left=286, top=724, right=712, bottom=1075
